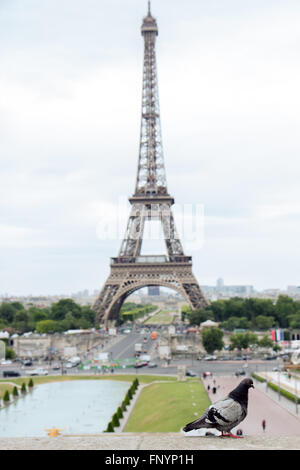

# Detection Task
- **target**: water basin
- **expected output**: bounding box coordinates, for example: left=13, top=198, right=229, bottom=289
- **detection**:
left=0, top=380, right=129, bottom=437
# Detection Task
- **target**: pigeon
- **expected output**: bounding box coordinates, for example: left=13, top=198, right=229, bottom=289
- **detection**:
left=183, top=378, right=254, bottom=438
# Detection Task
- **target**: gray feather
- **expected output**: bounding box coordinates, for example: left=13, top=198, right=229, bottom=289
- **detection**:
left=183, top=378, right=253, bottom=433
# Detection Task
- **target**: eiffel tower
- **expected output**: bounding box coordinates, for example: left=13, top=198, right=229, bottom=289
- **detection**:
left=93, top=3, right=208, bottom=326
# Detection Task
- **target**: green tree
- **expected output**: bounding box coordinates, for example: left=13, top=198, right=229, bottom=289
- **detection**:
left=0, top=303, right=16, bottom=323
left=288, top=312, right=300, bottom=328
left=50, top=299, right=82, bottom=321
left=221, top=316, right=250, bottom=331
left=13, top=386, right=18, bottom=397
left=229, top=332, right=258, bottom=351
left=12, top=310, right=30, bottom=334
left=5, top=347, right=16, bottom=360
left=28, top=306, right=48, bottom=323
left=188, top=308, right=214, bottom=326
left=255, top=315, right=274, bottom=330
left=80, top=306, right=95, bottom=325
left=10, top=302, right=24, bottom=311
left=3, top=390, right=10, bottom=402
left=201, top=327, right=224, bottom=354
left=36, top=319, right=57, bottom=334
left=105, top=421, right=114, bottom=432
left=112, top=413, right=120, bottom=427
left=117, top=406, right=123, bottom=420
left=275, top=295, right=296, bottom=327
left=123, top=393, right=130, bottom=407
left=181, top=305, right=191, bottom=322
left=209, top=300, right=227, bottom=322
left=28, top=379, right=34, bottom=388
left=258, top=335, right=273, bottom=348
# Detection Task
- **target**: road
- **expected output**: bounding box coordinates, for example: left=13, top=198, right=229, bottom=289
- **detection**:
left=103, top=331, right=283, bottom=377
left=1, top=330, right=299, bottom=437
left=0, top=331, right=284, bottom=377
left=106, top=332, right=155, bottom=361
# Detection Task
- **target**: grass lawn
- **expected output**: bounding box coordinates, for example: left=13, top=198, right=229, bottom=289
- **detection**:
left=144, top=309, right=175, bottom=325
left=124, top=379, right=210, bottom=432
left=0, top=383, right=17, bottom=399
left=0, top=374, right=177, bottom=388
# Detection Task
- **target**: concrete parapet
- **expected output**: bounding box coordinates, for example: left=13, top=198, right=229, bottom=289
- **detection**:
left=0, top=433, right=299, bottom=450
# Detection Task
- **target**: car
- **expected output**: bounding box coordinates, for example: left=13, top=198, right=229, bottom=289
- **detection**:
left=203, top=355, right=217, bottom=361
left=202, top=371, right=212, bottom=378
left=186, top=369, right=197, bottom=377
left=147, top=362, right=157, bottom=368
left=23, top=360, right=33, bottom=366
left=235, top=369, right=246, bottom=377
left=134, top=362, right=145, bottom=369
left=26, top=368, right=48, bottom=376
left=2, top=370, right=20, bottom=377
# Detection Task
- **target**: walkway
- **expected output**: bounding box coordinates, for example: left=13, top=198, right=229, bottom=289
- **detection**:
left=202, top=375, right=300, bottom=436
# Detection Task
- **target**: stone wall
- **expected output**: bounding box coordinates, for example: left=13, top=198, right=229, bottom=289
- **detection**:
left=12, top=332, right=106, bottom=358
left=0, top=433, right=299, bottom=450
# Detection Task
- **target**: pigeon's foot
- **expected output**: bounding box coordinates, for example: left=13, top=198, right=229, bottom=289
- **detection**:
left=220, top=431, right=243, bottom=439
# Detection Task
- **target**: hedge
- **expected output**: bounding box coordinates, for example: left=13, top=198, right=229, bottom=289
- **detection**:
left=252, top=373, right=298, bottom=404
left=104, top=379, right=139, bottom=432
left=267, top=381, right=298, bottom=403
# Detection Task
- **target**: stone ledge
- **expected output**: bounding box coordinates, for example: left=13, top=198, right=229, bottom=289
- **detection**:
left=0, top=433, right=299, bottom=450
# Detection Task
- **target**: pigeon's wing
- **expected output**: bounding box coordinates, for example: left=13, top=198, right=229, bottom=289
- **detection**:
left=183, top=408, right=213, bottom=432
left=207, top=397, right=245, bottom=430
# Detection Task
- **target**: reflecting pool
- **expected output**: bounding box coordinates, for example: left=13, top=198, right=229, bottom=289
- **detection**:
left=0, top=380, right=129, bottom=437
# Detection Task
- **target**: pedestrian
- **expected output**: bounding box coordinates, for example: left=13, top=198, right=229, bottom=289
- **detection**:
left=212, top=386, right=217, bottom=394
left=207, top=385, right=210, bottom=392
left=262, top=419, right=266, bottom=432
left=236, top=428, right=243, bottom=436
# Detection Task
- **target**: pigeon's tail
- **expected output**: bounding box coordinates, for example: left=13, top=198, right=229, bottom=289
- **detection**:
left=183, top=416, right=209, bottom=432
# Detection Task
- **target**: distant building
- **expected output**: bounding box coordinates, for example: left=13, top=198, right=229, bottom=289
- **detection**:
left=148, top=286, right=160, bottom=296
left=216, top=278, right=224, bottom=290
left=201, top=279, right=254, bottom=299
left=287, top=286, right=300, bottom=295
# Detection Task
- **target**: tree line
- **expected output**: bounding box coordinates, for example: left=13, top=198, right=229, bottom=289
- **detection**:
left=201, top=327, right=276, bottom=354
left=0, top=299, right=96, bottom=334
left=0, top=299, right=159, bottom=334
left=119, top=302, right=157, bottom=323
left=182, top=295, right=300, bottom=330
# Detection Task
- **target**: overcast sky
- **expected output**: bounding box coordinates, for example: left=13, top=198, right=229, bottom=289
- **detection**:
left=1, top=0, right=300, bottom=296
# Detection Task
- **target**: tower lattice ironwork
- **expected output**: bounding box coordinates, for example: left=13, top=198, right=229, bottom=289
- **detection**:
left=93, top=4, right=208, bottom=326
